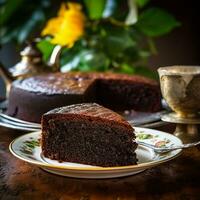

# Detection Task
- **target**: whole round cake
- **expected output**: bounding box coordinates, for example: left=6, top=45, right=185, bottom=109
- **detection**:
left=7, top=72, right=161, bottom=122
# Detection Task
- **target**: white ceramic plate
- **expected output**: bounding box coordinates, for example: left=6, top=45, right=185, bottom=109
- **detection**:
left=0, top=121, right=40, bottom=132
left=9, top=127, right=182, bottom=179
left=0, top=110, right=40, bottom=131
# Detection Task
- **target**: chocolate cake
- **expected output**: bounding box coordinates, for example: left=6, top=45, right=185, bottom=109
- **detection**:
left=41, top=103, right=137, bottom=167
left=7, top=72, right=161, bottom=122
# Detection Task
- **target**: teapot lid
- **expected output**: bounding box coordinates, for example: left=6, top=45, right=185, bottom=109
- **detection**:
left=20, top=40, right=42, bottom=58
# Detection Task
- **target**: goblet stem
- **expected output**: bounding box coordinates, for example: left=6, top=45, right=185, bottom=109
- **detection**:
left=174, top=124, right=200, bottom=143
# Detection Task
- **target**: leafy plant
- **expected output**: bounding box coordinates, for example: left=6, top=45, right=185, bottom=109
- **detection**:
left=0, top=0, right=180, bottom=79
left=0, top=0, right=62, bottom=44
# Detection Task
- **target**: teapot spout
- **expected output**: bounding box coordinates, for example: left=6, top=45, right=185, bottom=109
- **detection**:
left=0, top=62, right=14, bottom=83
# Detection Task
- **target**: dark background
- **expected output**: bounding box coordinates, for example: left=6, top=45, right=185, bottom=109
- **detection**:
left=149, top=0, right=200, bottom=67
left=0, top=0, right=200, bottom=96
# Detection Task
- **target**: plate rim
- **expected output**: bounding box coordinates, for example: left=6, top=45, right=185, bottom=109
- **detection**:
left=9, top=127, right=182, bottom=172
left=0, top=121, right=39, bottom=132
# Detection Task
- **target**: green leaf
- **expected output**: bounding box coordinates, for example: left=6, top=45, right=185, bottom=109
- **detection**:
left=121, top=46, right=140, bottom=63
left=60, top=40, right=84, bottom=70
left=136, top=0, right=150, bottom=8
left=103, top=28, right=136, bottom=58
left=0, top=0, right=24, bottom=25
left=37, top=38, right=55, bottom=62
left=61, top=49, right=110, bottom=72
left=0, top=27, right=18, bottom=44
left=78, top=50, right=110, bottom=72
left=136, top=7, right=181, bottom=37
left=138, top=50, right=151, bottom=59
left=119, top=64, right=135, bottom=74
left=84, top=0, right=106, bottom=19
left=17, top=9, right=45, bottom=43
left=0, top=0, right=56, bottom=45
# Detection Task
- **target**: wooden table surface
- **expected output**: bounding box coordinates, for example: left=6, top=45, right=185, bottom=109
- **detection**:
left=0, top=124, right=200, bottom=200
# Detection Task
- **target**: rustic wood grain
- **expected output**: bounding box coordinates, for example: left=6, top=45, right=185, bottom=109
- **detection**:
left=0, top=125, right=200, bottom=200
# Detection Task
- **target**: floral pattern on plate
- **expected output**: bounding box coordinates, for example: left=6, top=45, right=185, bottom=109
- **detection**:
left=10, top=127, right=183, bottom=179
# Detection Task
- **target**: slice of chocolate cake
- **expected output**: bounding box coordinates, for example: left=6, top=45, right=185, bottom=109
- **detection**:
left=41, top=103, right=137, bottom=167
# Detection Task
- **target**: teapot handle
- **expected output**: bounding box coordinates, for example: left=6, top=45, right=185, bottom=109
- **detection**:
left=48, top=45, right=62, bottom=71
left=0, top=62, right=14, bottom=98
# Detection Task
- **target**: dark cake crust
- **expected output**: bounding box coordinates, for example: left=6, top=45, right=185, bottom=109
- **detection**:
left=44, top=103, right=134, bottom=131
left=7, top=72, right=161, bottom=122
left=15, top=72, right=94, bottom=95
left=41, top=103, right=137, bottom=167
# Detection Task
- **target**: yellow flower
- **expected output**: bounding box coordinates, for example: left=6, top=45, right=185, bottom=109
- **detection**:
left=42, top=2, right=85, bottom=47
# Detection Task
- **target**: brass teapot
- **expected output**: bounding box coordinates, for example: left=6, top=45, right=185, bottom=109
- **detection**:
left=0, top=40, right=62, bottom=97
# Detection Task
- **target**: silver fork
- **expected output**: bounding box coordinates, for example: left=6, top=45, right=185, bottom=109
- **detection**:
left=137, top=140, right=200, bottom=154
